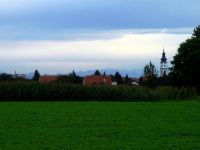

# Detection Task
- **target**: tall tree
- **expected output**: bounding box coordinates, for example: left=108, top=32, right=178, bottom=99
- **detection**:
left=143, top=61, right=158, bottom=88
left=114, top=72, right=123, bottom=84
left=144, top=61, right=157, bottom=77
left=33, top=70, right=40, bottom=81
left=171, top=25, right=200, bottom=92
left=94, top=70, right=101, bottom=76
left=139, top=76, right=144, bottom=85
left=124, top=74, right=131, bottom=84
left=193, top=25, right=200, bottom=38
left=69, top=70, right=76, bottom=77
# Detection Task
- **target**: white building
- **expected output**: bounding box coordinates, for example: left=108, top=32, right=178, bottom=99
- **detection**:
left=11, top=71, right=26, bottom=79
left=160, top=49, right=169, bottom=76
left=111, top=82, right=117, bottom=86
left=131, top=81, right=139, bottom=86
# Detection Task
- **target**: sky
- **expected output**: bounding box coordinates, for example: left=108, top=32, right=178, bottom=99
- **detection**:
left=0, top=0, right=199, bottom=74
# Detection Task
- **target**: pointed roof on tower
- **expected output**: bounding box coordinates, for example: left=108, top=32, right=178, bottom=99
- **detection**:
left=161, top=49, right=167, bottom=63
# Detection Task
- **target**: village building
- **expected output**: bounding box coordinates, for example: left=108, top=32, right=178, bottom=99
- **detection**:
left=83, top=75, right=112, bottom=86
left=131, top=81, right=139, bottom=86
left=39, top=75, right=58, bottom=83
left=111, top=82, right=118, bottom=86
left=11, top=71, right=26, bottom=79
left=160, top=49, right=169, bottom=76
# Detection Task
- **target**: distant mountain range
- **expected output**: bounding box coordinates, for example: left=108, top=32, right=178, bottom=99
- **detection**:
left=25, top=72, right=34, bottom=80
left=77, top=68, right=143, bottom=78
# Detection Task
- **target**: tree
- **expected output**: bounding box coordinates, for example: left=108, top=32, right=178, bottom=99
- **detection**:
left=69, top=70, right=76, bottom=77
left=171, top=25, right=200, bottom=92
left=144, top=61, right=157, bottom=77
left=193, top=25, right=200, bottom=38
left=139, top=76, right=144, bottom=85
left=94, top=70, right=101, bottom=76
left=33, top=70, right=40, bottom=81
left=69, top=70, right=82, bottom=84
left=158, top=73, right=172, bottom=86
left=143, top=61, right=158, bottom=88
left=114, top=72, right=123, bottom=84
left=124, top=74, right=131, bottom=84
left=57, top=71, right=82, bottom=84
left=0, top=73, right=13, bottom=81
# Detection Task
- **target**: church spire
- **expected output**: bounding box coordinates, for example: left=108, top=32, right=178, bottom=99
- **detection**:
left=160, top=49, right=169, bottom=76
left=161, top=49, right=167, bottom=63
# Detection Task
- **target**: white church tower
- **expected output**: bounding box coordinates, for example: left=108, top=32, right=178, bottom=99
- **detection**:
left=160, top=49, right=169, bottom=76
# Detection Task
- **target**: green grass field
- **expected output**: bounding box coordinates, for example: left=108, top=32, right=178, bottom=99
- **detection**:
left=0, top=101, right=200, bottom=149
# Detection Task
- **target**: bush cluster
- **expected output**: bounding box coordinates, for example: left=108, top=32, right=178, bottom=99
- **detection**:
left=0, top=82, right=197, bottom=101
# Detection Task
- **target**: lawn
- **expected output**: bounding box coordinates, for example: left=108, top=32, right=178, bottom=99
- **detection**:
left=0, top=101, right=200, bottom=149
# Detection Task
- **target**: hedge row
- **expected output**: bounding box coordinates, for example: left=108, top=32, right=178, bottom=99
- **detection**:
left=0, top=82, right=198, bottom=101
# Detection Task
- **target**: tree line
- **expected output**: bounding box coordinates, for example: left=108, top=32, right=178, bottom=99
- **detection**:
left=0, top=69, right=132, bottom=85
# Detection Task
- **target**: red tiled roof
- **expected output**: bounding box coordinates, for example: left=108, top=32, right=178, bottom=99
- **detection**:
left=83, top=75, right=112, bottom=86
left=39, top=76, right=58, bottom=83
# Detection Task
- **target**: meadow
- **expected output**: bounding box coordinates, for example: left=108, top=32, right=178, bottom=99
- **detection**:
left=0, top=101, right=200, bottom=149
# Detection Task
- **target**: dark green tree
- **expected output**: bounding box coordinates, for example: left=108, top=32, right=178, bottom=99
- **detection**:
left=139, top=76, right=144, bottom=85
left=57, top=70, right=82, bottom=84
left=69, top=70, right=82, bottom=84
left=144, top=61, right=157, bottom=77
left=94, top=70, right=101, bottom=76
left=171, top=25, right=200, bottom=92
left=143, top=61, right=158, bottom=88
left=193, top=25, right=200, bottom=38
left=0, top=73, right=13, bottom=81
left=33, top=70, right=40, bottom=81
left=124, top=74, right=131, bottom=84
left=114, top=72, right=123, bottom=84
left=69, top=70, right=76, bottom=77
left=158, top=73, right=172, bottom=86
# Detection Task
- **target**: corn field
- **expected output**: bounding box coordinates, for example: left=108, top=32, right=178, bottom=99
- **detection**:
left=0, top=82, right=197, bottom=101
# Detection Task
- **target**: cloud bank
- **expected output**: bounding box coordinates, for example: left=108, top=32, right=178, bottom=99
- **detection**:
left=0, top=31, right=190, bottom=74
left=0, top=0, right=199, bottom=40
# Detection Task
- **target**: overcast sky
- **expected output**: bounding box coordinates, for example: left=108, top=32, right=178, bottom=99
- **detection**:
left=0, top=0, right=199, bottom=74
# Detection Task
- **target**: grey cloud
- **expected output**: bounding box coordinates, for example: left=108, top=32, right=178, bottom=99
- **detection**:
left=0, top=0, right=199, bottom=40
left=0, top=28, right=193, bottom=41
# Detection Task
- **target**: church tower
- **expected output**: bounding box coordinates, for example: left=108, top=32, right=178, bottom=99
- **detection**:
left=160, top=49, right=169, bottom=76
